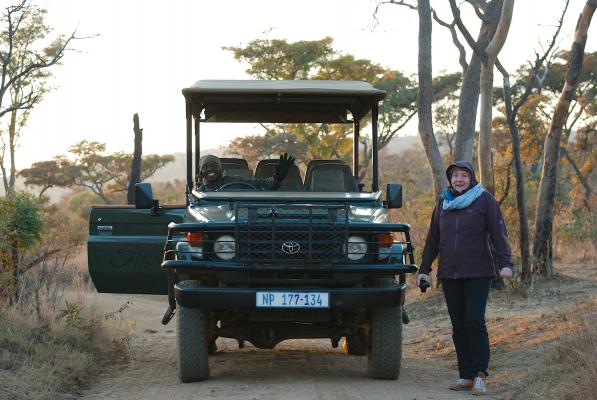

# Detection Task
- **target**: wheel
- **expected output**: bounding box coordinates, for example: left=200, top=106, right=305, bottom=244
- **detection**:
left=177, top=280, right=209, bottom=382
left=367, top=278, right=403, bottom=380
left=342, top=334, right=368, bottom=356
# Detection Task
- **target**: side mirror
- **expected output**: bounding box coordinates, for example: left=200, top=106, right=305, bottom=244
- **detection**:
left=135, top=183, right=154, bottom=209
left=386, top=183, right=403, bottom=209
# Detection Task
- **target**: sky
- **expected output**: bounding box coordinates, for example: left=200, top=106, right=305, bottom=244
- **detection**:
left=8, top=0, right=595, bottom=169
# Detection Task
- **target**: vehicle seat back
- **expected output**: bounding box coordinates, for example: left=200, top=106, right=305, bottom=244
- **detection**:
left=306, top=163, right=358, bottom=192
left=223, top=168, right=254, bottom=179
left=305, top=159, right=347, bottom=180
left=255, top=159, right=303, bottom=191
left=220, top=157, right=249, bottom=170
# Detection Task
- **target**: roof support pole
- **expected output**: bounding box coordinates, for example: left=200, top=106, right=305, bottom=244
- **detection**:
left=194, top=116, right=200, bottom=187
left=353, top=119, right=360, bottom=182
left=186, top=100, right=193, bottom=196
left=372, top=103, right=379, bottom=192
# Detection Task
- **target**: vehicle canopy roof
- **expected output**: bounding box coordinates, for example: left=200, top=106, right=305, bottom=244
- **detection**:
left=182, top=80, right=386, bottom=123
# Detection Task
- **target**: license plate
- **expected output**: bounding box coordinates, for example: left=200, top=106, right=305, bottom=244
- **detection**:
left=256, top=291, right=329, bottom=308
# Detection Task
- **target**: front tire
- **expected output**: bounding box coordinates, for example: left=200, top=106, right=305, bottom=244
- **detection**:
left=367, top=278, right=403, bottom=380
left=177, top=280, right=209, bottom=382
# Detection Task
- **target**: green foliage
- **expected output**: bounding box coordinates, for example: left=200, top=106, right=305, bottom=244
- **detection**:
left=224, top=37, right=335, bottom=80
left=18, top=157, right=72, bottom=198
left=224, top=37, right=460, bottom=172
left=61, top=300, right=83, bottom=328
left=0, top=193, right=43, bottom=259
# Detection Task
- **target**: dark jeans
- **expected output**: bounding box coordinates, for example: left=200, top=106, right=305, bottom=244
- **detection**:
left=442, top=278, right=491, bottom=379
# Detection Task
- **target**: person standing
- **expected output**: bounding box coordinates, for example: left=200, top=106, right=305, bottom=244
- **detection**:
left=416, top=161, right=513, bottom=395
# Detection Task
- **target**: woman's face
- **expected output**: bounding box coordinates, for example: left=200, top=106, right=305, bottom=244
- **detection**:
left=450, top=169, right=471, bottom=194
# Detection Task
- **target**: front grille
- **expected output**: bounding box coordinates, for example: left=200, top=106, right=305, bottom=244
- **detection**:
left=235, top=204, right=349, bottom=263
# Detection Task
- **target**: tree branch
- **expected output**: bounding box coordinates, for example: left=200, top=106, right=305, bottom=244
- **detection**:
left=512, top=0, right=569, bottom=116
left=449, top=0, right=488, bottom=63
left=432, top=8, right=469, bottom=72
left=18, top=248, right=62, bottom=275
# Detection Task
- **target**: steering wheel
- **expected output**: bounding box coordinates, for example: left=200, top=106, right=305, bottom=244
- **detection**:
left=217, top=181, right=258, bottom=191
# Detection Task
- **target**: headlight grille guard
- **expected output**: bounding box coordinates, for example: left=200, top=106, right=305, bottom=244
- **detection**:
left=162, top=203, right=416, bottom=269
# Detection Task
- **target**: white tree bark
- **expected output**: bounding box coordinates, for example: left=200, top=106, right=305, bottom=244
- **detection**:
left=478, top=0, right=515, bottom=195
left=417, top=0, right=445, bottom=199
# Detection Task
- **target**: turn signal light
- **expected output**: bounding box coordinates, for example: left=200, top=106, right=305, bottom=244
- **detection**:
left=187, top=232, right=204, bottom=247
left=378, top=233, right=394, bottom=248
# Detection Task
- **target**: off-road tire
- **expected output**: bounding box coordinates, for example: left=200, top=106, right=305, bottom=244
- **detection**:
left=177, top=280, right=209, bottom=382
left=342, top=335, right=368, bottom=355
left=367, top=277, right=403, bottom=380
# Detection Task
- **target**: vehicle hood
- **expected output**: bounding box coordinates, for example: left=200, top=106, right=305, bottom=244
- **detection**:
left=186, top=204, right=388, bottom=223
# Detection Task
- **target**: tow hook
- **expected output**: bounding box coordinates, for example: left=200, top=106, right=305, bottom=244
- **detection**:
left=161, top=304, right=176, bottom=325
left=401, top=308, right=410, bottom=324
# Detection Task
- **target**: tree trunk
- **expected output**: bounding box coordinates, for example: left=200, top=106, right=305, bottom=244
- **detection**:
left=417, top=0, right=444, bottom=199
left=127, top=113, right=143, bottom=204
left=8, top=109, right=18, bottom=195
left=533, top=0, right=595, bottom=277
left=501, top=73, right=532, bottom=283
left=478, top=0, right=514, bottom=195
left=452, top=0, right=502, bottom=163
left=0, top=148, right=8, bottom=194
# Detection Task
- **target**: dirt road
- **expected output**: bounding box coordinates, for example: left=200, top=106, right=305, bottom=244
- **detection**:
left=76, top=292, right=496, bottom=400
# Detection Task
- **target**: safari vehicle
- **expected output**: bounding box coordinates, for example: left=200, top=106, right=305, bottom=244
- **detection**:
left=88, top=80, right=417, bottom=382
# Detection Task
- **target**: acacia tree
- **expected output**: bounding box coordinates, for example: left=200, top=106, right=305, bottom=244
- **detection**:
left=0, top=1, right=80, bottom=195
left=533, top=0, right=596, bottom=277
left=19, top=140, right=174, bottom=203
left=225, top=37, right=457, bottom=184
left=18, top=157, right=71, bottom=198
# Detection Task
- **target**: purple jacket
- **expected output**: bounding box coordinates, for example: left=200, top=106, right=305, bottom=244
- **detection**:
left=419, top=161, right=513, bottom=279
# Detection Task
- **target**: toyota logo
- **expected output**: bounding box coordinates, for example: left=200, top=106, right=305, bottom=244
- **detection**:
left=281, top=241, right=301, bottom=254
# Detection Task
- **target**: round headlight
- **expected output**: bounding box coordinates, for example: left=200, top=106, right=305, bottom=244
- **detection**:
left=214, top=235, right=236, bottom=260
left=347, top=235, right=367, bottom=261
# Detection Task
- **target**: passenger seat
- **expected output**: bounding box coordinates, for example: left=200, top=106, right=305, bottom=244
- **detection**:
left=305, top=163, right=358, bottom=192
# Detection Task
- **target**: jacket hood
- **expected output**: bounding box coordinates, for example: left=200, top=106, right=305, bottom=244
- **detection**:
left=446, top=160, right=478, bottom=187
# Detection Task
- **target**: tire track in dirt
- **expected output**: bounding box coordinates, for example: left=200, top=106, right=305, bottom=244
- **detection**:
left=78, top=292, right=498, bottom=400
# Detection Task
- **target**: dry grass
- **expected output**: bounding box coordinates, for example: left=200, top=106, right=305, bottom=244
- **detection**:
left=401, top=261, right=596, bottom=400
left=0, top=301, right=131, bottom=400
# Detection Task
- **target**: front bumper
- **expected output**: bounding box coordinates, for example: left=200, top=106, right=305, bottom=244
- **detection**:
left=174, top=283, right=406, bottom=309
left=161, top=259, right=417, bottom=275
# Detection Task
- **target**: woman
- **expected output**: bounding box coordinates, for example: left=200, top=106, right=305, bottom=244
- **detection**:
left=416, top=161, right=513, bottom=395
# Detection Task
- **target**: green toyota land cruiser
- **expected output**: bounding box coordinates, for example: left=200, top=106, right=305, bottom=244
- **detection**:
left=88, top=80, right=417, bottom=382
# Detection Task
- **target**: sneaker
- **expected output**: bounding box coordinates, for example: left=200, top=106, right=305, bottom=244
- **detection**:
left=471, top=376, right=486, bottom=395
left=449, top=378, right=473, bottom=391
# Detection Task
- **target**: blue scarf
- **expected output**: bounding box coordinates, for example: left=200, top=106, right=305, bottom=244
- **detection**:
left=442, top=183, right=484, bottom=210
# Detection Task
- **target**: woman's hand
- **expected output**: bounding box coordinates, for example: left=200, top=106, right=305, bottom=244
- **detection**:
left=416, top=274, right=430, bottom=286
left=500, top=267, right=513, bottom=278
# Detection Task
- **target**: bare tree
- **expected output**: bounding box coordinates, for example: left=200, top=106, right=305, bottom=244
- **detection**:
left=0, top=0, right=81, bottom=195
left=533, top=0, right=596, bottom=277
left=127, top=113, right=143, bottom=204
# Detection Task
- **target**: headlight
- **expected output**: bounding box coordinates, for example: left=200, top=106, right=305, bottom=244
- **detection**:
left=176, top=241, right=202, bottom=260
left=347, top=235, right=367, bottom=261
left=214, top=235, right=236, bottom=260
